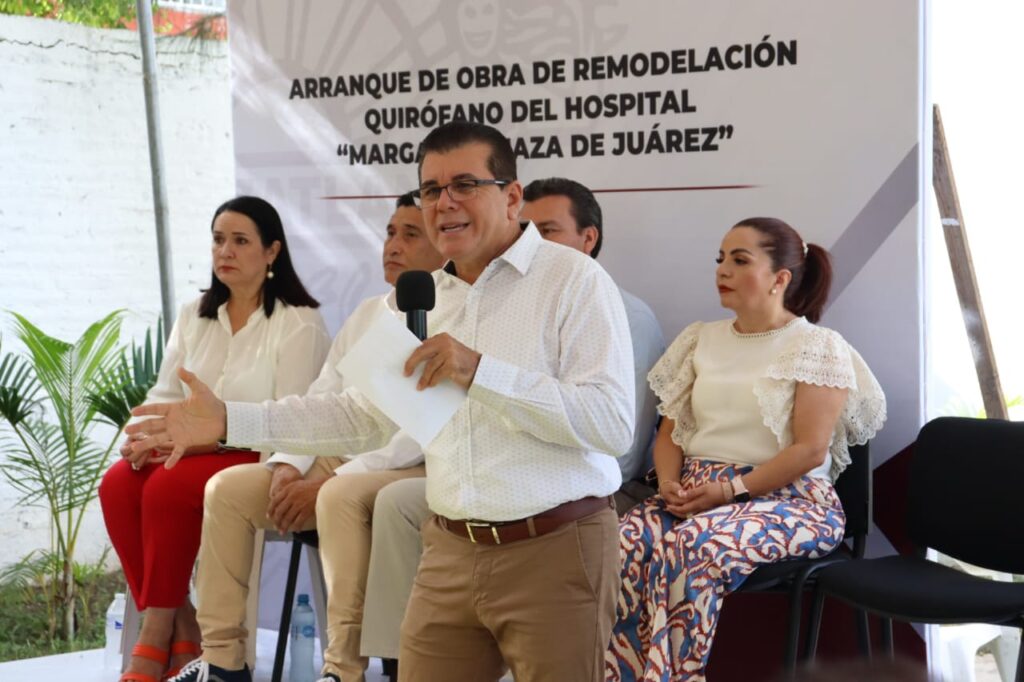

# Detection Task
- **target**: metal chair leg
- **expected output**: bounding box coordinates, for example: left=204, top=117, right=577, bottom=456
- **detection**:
left=804, top=586, right=826, bottom=662
left=272, top=538, right=304, bottom=682
left=783, top=570, right=812, bottom=673
left=855, top=609, right=872, bottom=659
left=880, top=617, right=894, bottom=658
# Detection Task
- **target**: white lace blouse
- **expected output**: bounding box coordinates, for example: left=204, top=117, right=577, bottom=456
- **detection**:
left=647, top=318, right=886, bottom=480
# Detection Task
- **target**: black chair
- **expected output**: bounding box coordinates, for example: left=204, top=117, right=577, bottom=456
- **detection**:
left=805, top=417, right=1024, bottom=682
left=271, top=530, right=399, bottom=682
left=272, top=530, right=323, bottom=682
left=631, top=443, right=872, bottom=671
left=734, top=442, right=873, bottom=671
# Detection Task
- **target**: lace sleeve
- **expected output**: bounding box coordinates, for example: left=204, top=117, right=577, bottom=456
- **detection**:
left=754, top=326, right=887, bottom=480
left=647, top=321, right=702, bottom=451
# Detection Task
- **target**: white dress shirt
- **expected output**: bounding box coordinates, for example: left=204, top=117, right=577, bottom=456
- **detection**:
left=228, top=225, right=635, bottom=521
left=136, top=297, right=330, bottom=458
left=266, top=293, right=426, bottom=476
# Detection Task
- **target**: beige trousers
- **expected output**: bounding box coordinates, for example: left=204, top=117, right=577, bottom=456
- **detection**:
left=399, top=508, right=619, bottom=682
left=361, top=477, right=430, bottom=659
left=194, top=458, right=425, bottom=682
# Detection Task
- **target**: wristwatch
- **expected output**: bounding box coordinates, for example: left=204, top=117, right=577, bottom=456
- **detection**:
left=731, top=476, right=751, bottom=503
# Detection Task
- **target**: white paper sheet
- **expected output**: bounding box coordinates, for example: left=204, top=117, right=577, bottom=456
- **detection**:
left=337, top=311, right=466, bottom=447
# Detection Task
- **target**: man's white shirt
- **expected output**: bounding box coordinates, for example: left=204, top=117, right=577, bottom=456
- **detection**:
left=232, top=225, right=635, bottom=521
left=266, top=293, right=424, bottom=476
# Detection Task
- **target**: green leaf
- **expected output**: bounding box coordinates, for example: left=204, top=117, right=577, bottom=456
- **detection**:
left=0, top=335, right=42, bottom=426
left=0, top=420, right=64, bottom=508
left=10, top=311, right=124, bottom=449
left=89, top=318, right=163, bottom=429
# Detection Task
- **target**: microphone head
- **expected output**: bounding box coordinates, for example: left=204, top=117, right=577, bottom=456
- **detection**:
left=395, top=270, right=436, bottom=312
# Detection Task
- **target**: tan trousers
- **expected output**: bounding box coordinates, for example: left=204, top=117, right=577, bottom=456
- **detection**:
left=195, top=458, right=425, bottom=682
left=399, top=508, right=619, bottom=682
left=361, top=477, right=430, bottom=659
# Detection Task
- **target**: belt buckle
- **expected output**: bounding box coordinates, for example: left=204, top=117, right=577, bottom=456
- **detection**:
left=464, top=521, right=501, bottom=545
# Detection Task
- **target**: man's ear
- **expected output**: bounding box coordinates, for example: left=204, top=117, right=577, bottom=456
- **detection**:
left=505, top=180, right=524, bottom=221
left=581, top=226, right=599, bottom=257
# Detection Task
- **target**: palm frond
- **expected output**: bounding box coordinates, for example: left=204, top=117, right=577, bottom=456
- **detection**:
left=0, top=549, right=58, bottom=588
left=71, top=310, right=126, bottom=425
left=10, top=311, right=125, bottom=450
left=89, top=318, right=163, bottom=429
left=58, top=436, right=111, bottom=513
left=10, top=313, right=75, bottom=436
left=131, top=317, right=164, bottom=388
left=0, top=335, right=43, bottom=426
left=0, top=420, right=64, bottom=508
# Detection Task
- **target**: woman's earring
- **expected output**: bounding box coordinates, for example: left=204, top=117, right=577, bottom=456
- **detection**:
left=770, top=287, right=777, bottom=295
left=266, top=264, right=275, bottom=280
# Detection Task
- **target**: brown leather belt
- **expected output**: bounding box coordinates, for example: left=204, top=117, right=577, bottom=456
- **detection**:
left=437, top=495, right=614, bottom=545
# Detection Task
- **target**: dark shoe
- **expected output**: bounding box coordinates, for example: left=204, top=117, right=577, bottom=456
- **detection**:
left=164, top=659, right=251, bottom=682
left=381, top=658, right=399, bottom=681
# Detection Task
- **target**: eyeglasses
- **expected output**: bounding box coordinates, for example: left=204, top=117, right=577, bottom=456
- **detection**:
left=412, top=178, right=510, bottom=209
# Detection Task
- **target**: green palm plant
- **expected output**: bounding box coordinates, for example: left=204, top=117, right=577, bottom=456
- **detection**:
left=0, top=311, right=162, bottom=642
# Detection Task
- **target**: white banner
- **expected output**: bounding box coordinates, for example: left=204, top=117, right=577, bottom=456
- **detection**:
left=227, top=0, right=925, bottom=463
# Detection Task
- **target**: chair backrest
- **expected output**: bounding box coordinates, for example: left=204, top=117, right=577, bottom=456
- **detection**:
left=908, top=416, right=1024, bottom=574
left=834, top=442, right=871, bottom=556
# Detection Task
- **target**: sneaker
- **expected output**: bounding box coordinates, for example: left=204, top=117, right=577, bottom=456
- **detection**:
left=164, top=658, right=252, bottom=682
left=315, top=675, right=340, bottom=682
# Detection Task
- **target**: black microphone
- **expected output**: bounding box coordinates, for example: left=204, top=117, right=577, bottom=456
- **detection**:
left=395, top=270, right=435, bottom=341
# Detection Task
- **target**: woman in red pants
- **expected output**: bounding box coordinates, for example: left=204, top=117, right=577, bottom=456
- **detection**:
left=100, top=196, right=329, bottom=682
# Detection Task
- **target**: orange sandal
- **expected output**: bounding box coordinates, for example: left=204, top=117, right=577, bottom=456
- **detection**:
left=163, top=641, right=202, bottom=680
left=119, top=643, right=169, bottom=682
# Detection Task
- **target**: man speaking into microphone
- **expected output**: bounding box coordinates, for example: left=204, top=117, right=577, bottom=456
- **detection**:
left=130, top=122, right=635, bottom=682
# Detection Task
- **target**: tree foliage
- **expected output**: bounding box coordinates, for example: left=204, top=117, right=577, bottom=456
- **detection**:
left=0, top=0, right=153, bottom=29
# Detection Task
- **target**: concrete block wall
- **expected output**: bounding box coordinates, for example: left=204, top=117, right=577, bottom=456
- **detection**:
left=0, top=14, right=234, bottom=569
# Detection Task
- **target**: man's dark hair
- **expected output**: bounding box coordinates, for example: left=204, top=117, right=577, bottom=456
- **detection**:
left=416, top=121, right=517, bottom=183
left=523, top=177, right=604, bottom=259
left=395, top=191, right=418, bottom=209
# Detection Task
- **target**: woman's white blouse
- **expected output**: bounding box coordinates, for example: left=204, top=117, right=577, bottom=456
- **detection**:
left=136, top=297, right=330, bottom=454
left=648, top=317, right=886, bottom=480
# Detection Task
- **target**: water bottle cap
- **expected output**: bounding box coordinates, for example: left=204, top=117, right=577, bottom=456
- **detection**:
left=297, top=593, right=310, bottom=605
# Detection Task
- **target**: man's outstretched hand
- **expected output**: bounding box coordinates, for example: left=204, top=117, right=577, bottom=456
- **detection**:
left=126, top=368, right=228, bottom=468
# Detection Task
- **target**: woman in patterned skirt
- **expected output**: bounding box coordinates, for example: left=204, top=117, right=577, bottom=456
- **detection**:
left=606, top=217, right=887, bottom=682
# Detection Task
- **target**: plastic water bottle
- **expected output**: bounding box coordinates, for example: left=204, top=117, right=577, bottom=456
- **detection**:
left=289, top=593, right=316, bottom=682
left=104, top=592, right=126, bottom=670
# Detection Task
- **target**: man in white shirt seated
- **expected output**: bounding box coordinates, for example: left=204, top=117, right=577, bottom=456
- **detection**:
left=130, top=121, right=636, bottom=682
left=177, top=193, right=444, bottom=682
left=359, top=177, right=666, bottom=671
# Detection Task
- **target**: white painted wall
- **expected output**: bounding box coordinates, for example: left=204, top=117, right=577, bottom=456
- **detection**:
left=0, top=14, right=234, bottom=569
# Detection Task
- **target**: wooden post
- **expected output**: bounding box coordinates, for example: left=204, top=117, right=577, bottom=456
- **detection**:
left=932, top=105, right=1008, bottom=420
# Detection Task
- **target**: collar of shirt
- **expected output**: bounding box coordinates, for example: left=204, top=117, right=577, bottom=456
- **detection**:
left=438, top=221, right=540, bottom=286
left=216, top=299, right=269, bottom=334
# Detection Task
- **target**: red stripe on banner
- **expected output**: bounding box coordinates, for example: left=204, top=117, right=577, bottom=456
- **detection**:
left=319, top=184, right=757, bottom=201
left=320, top=194, right=405, bottom=200
left=593, top=184, right=758, bottom=193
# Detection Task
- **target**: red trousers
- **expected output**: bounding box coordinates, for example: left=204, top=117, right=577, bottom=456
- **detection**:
left=99, top=450, right=259, bottom=609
